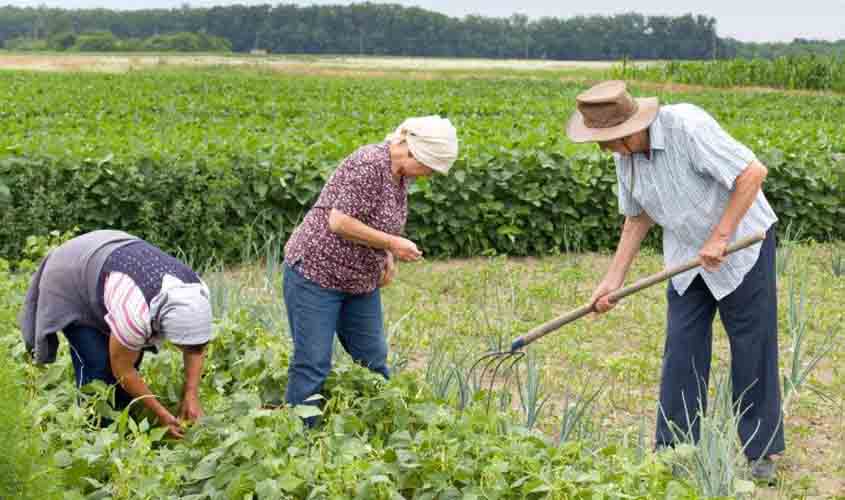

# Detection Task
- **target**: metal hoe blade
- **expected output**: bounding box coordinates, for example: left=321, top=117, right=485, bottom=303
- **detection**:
left=467, top=232, right=766, bottom=413
left=468, top=348, right=525, bottom=412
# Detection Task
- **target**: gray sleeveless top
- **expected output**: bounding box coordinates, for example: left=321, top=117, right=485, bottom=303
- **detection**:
left=20, top=230, right=139, bottom=364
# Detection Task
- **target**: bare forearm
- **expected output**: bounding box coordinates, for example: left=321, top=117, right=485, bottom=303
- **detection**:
left=182, top=351, right=204, bottom=399
left=114, top=368, right=172, bottom=420
left=329, top=209, right=394, bottom=249
left=607, top=213, right=654, bottom=283
left=712, top=161, right=767, bottom=241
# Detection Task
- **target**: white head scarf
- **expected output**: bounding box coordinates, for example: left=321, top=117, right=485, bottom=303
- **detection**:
left=150, top=275, right=213, bottom=347
left=385, top=115, right=459, bottom=174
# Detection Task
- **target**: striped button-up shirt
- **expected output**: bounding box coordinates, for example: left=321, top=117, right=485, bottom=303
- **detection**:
left=615, top=103, right=778, bottom=300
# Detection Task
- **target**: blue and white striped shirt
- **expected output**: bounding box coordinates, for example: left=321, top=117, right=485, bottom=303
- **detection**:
left=615, top=103, right=778, bottom=300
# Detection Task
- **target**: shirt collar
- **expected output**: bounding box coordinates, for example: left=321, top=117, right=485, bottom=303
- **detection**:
left=382, top=141, right=407, bottom=192
left=648, top=110, right=665, bottom=152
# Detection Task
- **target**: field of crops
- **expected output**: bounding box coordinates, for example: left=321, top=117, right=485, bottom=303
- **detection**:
left=0, top=246, right=697, bottom=499
left=3, top=230, right=844, bottom=498
left=614, top=55, right=845, bottom=93
left=1, top=61, right=844, bottom=499
left=1, top=67, right=843, bottom=263
left=3, top=231, right=843, bottom=499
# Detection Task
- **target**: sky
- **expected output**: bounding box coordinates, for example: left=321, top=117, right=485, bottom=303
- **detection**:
left=11, top=0, right=845, bottom=43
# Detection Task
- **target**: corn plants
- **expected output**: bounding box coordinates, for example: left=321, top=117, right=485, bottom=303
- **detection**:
left=616, top=55, right=845, bottom=92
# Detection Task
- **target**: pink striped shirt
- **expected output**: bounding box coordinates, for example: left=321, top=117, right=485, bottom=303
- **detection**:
left=103, top=272, right=163, bottom=351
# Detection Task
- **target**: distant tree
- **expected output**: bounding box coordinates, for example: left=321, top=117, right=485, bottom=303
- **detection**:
left=47, top=31, right=76, bottom=50
left=72, top=31, right=119, bottom=52
left=0, top=4, right=840, bottom=60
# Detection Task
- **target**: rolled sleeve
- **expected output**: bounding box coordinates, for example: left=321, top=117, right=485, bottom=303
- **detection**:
left=103, top=272, right=152, bottom=352
left=684, top=106, right=757, bottom=190
left=320, top=154, right=380, bottom=221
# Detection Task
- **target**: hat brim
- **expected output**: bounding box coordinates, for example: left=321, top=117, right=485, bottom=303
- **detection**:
left=565, top=97, right=659, bottom=143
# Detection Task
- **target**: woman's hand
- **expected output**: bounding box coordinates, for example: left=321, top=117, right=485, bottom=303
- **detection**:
left=159, top=412, right=185, bottom=439
left=328, top=209, right=423, bottom=261
left=389, top=236, right=422, bottom=262
left=179, top=393, right=204, bottom=423
left=379, top=251, right=397, bottom=287
left=110, top=335, right=188, bottom=436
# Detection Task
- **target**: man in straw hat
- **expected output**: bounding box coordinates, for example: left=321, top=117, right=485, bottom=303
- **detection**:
left=566, top=80, right=783, bottom=482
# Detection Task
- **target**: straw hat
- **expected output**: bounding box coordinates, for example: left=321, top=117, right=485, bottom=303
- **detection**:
left=566, top=81, right=659, bottom=143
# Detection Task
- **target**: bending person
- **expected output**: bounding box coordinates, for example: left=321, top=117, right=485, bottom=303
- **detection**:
left=21, top=230, right=213, bottom=438
left=565, top=81, right=784, bottom=482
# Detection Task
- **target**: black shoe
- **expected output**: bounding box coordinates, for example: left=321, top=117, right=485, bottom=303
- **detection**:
left=749, top=456, right=777, bottom=484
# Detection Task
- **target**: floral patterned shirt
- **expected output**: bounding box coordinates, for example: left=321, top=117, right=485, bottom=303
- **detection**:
left=284, top=143, right=408, bottom=294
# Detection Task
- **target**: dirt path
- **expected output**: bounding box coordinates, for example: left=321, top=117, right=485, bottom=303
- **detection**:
left=3, top=53, right=838, bottom=97
left=0, top=53, right=629, bottom=73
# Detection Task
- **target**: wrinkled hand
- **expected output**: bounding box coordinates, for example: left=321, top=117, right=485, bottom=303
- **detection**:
left=589, top=277, right=623, bottom=315
left=179, top=394, right=204, bottom=423
left=699, top=235, right=729, bottom=272
left=389, top=236, right=423, bottom=262
left=379, top=251, right=397, bottom=288
left=160, top=412, right=185, bottom=439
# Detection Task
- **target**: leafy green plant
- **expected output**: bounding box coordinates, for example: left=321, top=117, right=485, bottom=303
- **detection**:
left=613, top=55, right=845, bottom=92
left=831, top=245, right=845, bottom=277
left=557, top=385, right=603, bottom=447
left=658, top=373, right=756, bottom=498
left=0, top=338, right=59, bottom=499
left=386, top=308, right=415, bottom=376
left=776, top=221, right=803, bottom=277
left=782, top=267, right=839, bottom=412
left=516, top=351, right=550, bottom=430
left=1, top=71, right=842, bottom=263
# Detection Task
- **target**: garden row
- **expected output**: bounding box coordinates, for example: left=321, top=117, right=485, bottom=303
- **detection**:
left=0, top=246, right=701, bottom=499
left=613, top=55, right=845, bottom=93
left=1, top=70, right=843, bottom=263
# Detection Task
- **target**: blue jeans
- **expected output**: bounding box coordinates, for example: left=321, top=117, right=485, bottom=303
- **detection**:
left=283, top=263, right=389, bottom=412
left=64, top=323, right=143, bottom=411
left=656, top=227, right=784, bottom=460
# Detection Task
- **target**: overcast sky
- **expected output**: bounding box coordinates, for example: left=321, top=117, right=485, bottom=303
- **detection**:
left=11, top=0, right=845, bottom=43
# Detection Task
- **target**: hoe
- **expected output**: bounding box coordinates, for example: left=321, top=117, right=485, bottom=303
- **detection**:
left=469, top=232, right=766, bottom=410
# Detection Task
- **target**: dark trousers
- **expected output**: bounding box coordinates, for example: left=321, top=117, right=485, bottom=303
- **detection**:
left=64, top=323, right=143, bottom=411
left=656, top=228, right=785, bottom=460
left=283, top=264, right=389, bottom=415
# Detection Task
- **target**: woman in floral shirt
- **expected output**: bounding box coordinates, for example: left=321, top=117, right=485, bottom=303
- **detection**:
left=283, top=116, right=458, bottom=418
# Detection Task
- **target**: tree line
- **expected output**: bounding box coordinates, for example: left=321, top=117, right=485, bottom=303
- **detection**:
left=5, top=29, right=232, bottom=53
left=0, top=3, right=841, bottom=60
